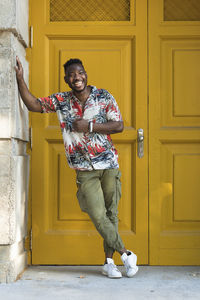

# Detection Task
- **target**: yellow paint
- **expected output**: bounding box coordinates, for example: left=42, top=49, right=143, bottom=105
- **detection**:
left=31, top=0, right=200, bottom=266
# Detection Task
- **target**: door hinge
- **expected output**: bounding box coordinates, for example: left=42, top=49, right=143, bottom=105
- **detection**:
left=30, top=228, right=32, bottom=251
left=29, top=127, right=32, bottom=150
left=30, top=26, right=33, bottom=48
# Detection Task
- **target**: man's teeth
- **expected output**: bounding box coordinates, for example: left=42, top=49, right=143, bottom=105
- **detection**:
left=74, top=81, right=82, bottom=87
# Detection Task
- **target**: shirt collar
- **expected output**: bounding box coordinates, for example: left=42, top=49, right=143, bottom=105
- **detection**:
left=70, top=85, right=97, bottom=103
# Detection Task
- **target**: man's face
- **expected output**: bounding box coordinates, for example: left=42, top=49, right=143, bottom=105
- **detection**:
left=64, top=63, right=87, bottom=93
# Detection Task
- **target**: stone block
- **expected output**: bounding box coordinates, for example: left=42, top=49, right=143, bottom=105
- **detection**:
left=12, top=154, right=30, bottom=243
left=0, top=0, right=29, bottom=47
left=0, top=90, right=9, bottom=108
left=0, top=32, right=29, bottom=141
left=12, top=37, right=29, bottom=141
left=0, top=155, right=11, bottom=244
left=0, top=109, right=11, bottom=138
left=0, top=140, right=11, bottom=155
left=0, top=180, right=10, bottom=244
left=0, top=241, right=27, bottom=283
left=0, top=151, right=29, bottom=245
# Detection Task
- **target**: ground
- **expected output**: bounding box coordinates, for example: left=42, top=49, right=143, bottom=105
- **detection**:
left=0, top=266, right=200, bottom=299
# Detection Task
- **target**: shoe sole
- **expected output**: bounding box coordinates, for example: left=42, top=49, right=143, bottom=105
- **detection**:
left=126, top=266, right=139, bottom=278
left=102, top=271, right=122, bottom=279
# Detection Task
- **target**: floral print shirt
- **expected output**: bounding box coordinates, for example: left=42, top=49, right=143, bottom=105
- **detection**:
left=37, top=86, right=122, bottom=170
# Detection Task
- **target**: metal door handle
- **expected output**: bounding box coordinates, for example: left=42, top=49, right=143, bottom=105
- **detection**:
left=137, top=128, right=144, bottom=158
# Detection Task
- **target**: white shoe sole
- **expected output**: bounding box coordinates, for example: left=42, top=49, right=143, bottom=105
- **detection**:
left=126, top=266, right=139, bottom=278
left=102, top=270, right=122, bottom=279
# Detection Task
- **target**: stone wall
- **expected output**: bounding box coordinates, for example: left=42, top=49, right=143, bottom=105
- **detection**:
left=0, top=0, right=29, bottom=283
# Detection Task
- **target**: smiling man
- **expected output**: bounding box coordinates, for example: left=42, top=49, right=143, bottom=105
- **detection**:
left=15, top=57, right=139, bottom=278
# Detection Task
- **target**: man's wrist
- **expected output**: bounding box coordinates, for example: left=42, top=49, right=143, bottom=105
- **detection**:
left=17, top=77, right=25, bottom=85
left=88, top=120, right=94, bottom=133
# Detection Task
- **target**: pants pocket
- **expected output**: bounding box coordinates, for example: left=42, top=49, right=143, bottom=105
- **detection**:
left=76, top=174, right=88, bottom=213
left=115, top=170, right=122, bottom=204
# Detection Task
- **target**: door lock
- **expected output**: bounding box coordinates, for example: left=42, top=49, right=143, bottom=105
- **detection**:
left=137, top=128, right=144, bottom=158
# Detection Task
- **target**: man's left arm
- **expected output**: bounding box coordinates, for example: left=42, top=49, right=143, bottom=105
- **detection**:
left=72, top=119, right=123, bottom=134
left=93, top=120, right=124, bottom=134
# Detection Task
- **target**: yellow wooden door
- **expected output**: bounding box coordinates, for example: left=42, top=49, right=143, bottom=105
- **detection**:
left=30, top=0, right=148, bottom=264
left=149, top=0, right=200, bottom=264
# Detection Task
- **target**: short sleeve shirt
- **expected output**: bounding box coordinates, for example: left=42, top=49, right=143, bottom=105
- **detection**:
left=37, top=86, right=122, bottom=171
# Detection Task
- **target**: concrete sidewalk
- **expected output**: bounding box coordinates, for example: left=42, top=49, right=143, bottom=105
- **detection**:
left=0, top=266, right=200, bottom=300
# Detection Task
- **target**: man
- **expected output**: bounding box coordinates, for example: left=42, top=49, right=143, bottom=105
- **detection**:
left=15, top=57, right=138, bottom=278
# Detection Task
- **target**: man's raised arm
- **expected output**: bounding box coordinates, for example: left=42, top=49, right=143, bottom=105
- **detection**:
left=15, top=56, right=42, bottom=112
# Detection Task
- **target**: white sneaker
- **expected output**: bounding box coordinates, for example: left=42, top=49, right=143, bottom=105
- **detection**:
left=121, top=250, right=138, bottom=277
left=102, top=258, right=122, bottom=278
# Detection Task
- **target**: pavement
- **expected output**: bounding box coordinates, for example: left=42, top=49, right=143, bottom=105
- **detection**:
left=0, top=266, right=200, bottom=300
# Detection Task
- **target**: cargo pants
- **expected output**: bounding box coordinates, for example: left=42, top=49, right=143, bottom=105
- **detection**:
left=76, top=169, right=124, bottom=254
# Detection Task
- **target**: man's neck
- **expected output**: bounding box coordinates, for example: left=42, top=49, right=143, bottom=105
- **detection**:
left=73, top=86, right=91, bottom=104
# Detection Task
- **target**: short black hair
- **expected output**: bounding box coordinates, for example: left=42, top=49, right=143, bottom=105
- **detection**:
left=63, top=58, right=84, bottom=73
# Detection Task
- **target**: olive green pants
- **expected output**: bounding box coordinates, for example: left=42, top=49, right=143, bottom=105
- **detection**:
left=76, top=169, right=124, bottom=254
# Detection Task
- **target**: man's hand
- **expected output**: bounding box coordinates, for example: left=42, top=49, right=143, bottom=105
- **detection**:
left=72, top=118, right=89, bottom=133
left=15, top=56, right=24, bottom=82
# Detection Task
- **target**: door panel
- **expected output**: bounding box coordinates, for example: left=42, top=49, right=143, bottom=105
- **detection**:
left=149, top=0, right=200, bottom=265
left=31, top=0, right=148, bottom=264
